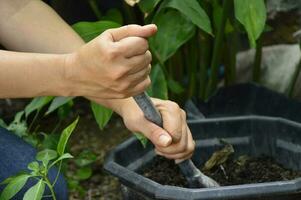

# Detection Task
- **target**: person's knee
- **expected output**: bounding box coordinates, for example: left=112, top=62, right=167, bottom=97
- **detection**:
left=46, top=168, right=68, bottom=200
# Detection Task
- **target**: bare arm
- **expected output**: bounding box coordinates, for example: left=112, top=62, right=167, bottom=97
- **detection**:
left=0, top=0, right=84, bottom=53
left=0, top=0, right=155, bottom=99
left=0, top=0, right=194, bottom=159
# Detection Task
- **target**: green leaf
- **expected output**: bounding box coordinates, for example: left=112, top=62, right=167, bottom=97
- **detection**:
left=57, top=117, right=79, bottom=156
left=150, top=10, right=196, bottom=63
left=0, top=174, right=30, bottom=200
left=134, top=133, right=148, bottom=148
left=50, top=153, right=73, bottom=168
left=138, top=0, right=161, bottom=13
left=28, top=161, right=39, bottom=171
left=0, top=118, right=7, bottom=128
left=234, top=0, right=266, bottom=48
left=75, top=150, right=97, bottom=167
left=165, top=0, right=212, bottom=34
left=147, top=64, right=168, bottom=99
left=167, top=79, right=185, bottom=94
left=75, top=167, right=92, bottom=180
left=36, top=149, right=58, bottom=167
left=25, top=97, right=53, bottom=117
left=72, top=20, right=121, bottom=42
left=90, top=102, right=113, bottom=130
left=23, top=135, right=39, bottom=147
left=46, top=97, right=74, bottom=115
left=23, top=179, right=45, bottom=200
left=7, top=111, right=27, bottom=138
left=57, top=102, right=73, bottom=120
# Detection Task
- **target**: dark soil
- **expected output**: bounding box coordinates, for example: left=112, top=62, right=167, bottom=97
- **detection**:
left=142, top=155, right=301, bottom=187
left=143, top=156, right=187, bottom=187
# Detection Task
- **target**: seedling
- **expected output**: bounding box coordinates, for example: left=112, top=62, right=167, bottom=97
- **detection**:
left=0, top=117, right=79, bottom=200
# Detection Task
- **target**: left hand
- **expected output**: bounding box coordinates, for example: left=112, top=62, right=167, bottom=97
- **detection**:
left=118, top=98, right=196, bottom=161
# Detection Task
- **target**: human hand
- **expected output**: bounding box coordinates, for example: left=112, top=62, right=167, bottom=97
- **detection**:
left=64, top=24, right=157, bottom=98
left=118, top=98, right=196, bottom=161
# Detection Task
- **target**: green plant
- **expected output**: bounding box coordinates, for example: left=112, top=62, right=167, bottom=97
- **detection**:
left=20, top=0, right=268, bottom=145
left=67, top=150, right=98, bottom=197
left=0, top=117, right=79, bottom=200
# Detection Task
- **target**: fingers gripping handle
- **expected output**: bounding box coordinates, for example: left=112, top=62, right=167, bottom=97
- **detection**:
left=133, top=92, right=163, bottom=127
left=133, top=92, right=201, bottom=186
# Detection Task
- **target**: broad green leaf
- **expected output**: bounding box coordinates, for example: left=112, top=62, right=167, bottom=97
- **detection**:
left=46, top=97, right=74, bottom=115
left=165, top=0, right=212, bottom=34
left=75, top=150, right=97, bottom=167
left=75, top=167, right=92, bottom=180
left=134, top=133, right=148, bottom=148
left=57, top=117, right=79, bottom=156
left=0, top=174, right=30, bottom=200
left=167, top=79, right=185, bottom=94
left=25, top=97, right=53, bottom=117
left=149, top=10, right=196, bottom=63
left=0, top=118, right=7, bottom=128
left=138, top=0, right=161, bottom=13
left=147, top=64, right=168, bottom=100
left=90, top=102, right=113, bottom=130
left=36, top=149, right=58, bottom=167
left=23, top=179, right=45, bottom=200
left=50, top=153, right=73, bottom=168
left=234, top=0, right=266, bottom=47
left=72, top=20, right=121, bottom=42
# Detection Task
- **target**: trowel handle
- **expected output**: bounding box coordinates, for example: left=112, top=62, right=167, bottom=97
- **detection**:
left=133, top=92, right=163, bottom=127
left=133, top=92, right=199, bottom=177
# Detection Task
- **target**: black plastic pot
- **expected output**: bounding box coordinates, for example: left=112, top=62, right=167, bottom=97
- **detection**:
left=196, top=83, right=301, bottom=122
left=104, top=116, right=301, bottom=200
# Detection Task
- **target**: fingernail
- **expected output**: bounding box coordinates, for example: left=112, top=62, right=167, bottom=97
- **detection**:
left=159, top=134, right=171, bottom=146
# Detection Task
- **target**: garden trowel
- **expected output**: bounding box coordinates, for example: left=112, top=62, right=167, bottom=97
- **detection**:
left=134, top=92, right=220, bottom=188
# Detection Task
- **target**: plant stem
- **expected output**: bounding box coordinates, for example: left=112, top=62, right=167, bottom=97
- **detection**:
left=198, top=31, right=212, bottom=100
left=88, top=0, right=102, bottom=20
left=253, top=37, right=263, bottom=83
left=28, top=109, right=40, bottom=133
left=187, top=36, right=198, bottom=99
left=198, top=0, right=212, bottom=100
left=51, top=161, right=62, bottom=187
left=288, top=59, right=301, bottom=98
left=224, top=29, right=238, bottom=86
left=51, top=119, right=62, bottom=135
left=205, top=0, right=232, bottom=98
left=45, top=178, right=57, bottom=200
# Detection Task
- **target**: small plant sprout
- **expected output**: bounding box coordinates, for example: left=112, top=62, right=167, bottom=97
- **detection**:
left=0, top=117, right=79, bottom=200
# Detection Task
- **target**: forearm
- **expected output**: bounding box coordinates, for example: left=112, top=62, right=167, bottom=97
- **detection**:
left=0, top=0, right=84, bottom=53
left=0, top=50, right=70, bottom=98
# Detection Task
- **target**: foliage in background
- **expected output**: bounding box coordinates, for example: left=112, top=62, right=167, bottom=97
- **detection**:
left=6, top=0, right=268, bottom=148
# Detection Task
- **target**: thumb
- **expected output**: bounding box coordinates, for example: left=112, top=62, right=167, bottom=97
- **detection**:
left=106, top=24, right=157, bottom=42
left=138, top=119, right=172, bottom=147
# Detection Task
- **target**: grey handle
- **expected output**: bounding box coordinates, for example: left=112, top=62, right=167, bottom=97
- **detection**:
left=133, top=92, right=202, bottom=187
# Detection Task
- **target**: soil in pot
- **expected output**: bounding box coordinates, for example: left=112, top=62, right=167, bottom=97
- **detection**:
left=142, top=144, right=301, bottom=187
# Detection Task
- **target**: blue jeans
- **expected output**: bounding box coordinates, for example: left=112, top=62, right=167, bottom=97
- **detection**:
left=0, top=127, right=68, bottom=200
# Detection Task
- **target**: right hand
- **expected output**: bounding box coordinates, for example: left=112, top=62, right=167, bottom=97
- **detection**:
left=64, top=24, right=157, bottom=99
